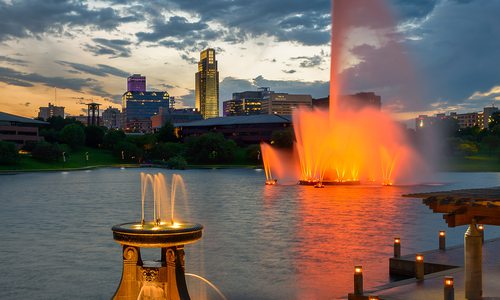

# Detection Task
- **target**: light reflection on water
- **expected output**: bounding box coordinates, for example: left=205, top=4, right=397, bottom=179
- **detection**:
left=0, top=169, right=499, bottom=299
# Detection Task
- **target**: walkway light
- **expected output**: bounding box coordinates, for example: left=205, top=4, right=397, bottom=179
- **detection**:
left=415, top=254, right=424, bottom=280
left=444, top=276, right=454, bottom=300
left=354, top=265, right=363, bottom=295
left=394, top=237, right=401, bottom=258
left=439, top=230, right=446, bottom=250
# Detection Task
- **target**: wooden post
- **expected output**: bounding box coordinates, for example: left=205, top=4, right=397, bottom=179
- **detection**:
left=478, top=224, right=484, bottom=244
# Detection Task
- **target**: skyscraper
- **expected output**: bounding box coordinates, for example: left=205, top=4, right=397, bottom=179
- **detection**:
left=195, top=48, right=219, bottom=119
left=127, top=74, right=146, bottom=92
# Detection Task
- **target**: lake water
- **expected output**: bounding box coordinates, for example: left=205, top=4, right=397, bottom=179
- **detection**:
left=0, top=168, right=499, bottom=299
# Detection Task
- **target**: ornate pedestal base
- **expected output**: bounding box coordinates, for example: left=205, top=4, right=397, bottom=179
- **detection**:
left=111, top=222, right=203, bottom=300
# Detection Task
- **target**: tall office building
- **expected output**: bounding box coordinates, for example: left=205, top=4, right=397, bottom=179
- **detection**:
left=223, top=88, right=271, bottom=116
left=195, top=48, right=219, bottom=119
left=38, top=103, right=65, bottom=120
left=127, top=74, right=146, bottom=92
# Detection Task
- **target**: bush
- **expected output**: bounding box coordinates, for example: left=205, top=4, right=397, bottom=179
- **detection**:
left=184, top=133, right=237, bottom=163
left=60, top=124, right=85, bottom=149
left=457, top=142, right=479, bottom=157
left=165, top=155, right=187, bottom=169
left=0, top=141, right=20, bottom=165
left=31, top=142, right=64, bottom=162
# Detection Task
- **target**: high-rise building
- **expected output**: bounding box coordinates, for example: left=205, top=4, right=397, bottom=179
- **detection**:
left=122, top=91, right=171, bottom=132
left=38, top=102, right=64, bottom=120
left=195, top=48, right=219, bottom=119
left=261, top=92, right=312, bottom=115
left=223, top=89, right=270, bottom=116
left=127, top=74, right=146, bottom=92
left=102, top=106, right=122, bottom=129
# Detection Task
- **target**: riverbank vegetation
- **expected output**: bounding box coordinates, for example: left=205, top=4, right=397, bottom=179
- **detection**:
left=1, top=113, right=500, bottom=172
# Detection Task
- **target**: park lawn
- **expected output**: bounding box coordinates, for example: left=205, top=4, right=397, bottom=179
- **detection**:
left=0, top=147, right=124, bottom=171
left=441, top=155, right=500, bottom=172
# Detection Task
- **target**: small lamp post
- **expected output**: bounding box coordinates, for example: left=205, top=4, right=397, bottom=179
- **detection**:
left=62, top=152, right=66, bottom=163
left=478, top=224, right=484, bottom=244
left=354, top=265, right=363, bottom=296
left=394, top=237, right=401, bottom=258
left=415, top=254, right=424, bottom=280
left=444, top=276, right=454, bottom=300
left=439, top=230, right=446, bottom=250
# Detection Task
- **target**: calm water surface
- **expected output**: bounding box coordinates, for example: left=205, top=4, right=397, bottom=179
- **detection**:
left=0, top=168, right=499, bottom=299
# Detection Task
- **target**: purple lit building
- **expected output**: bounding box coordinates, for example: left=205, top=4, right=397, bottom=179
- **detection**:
left=127, top=74, right=146, bottom=92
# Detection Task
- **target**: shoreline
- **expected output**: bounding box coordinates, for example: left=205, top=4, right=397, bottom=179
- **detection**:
left=0, top=163, right=261, bottom=174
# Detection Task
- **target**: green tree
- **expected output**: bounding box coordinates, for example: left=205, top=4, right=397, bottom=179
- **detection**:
left=113, top=141, right=143, bottom=163
left=85, top=125, right=105, bottom=148
left=157, top=122, right=177, bottom=143
left=103, top=129, right=126, bottom=149
left=184, top=133, right=237, bottom=163
left=245, top=144, right=262, bottom=164
left=60, top=124, right=85, bottom=149
left=31, top=142, right=64, bottom=162
left=0, top=141, right=20, bottom=165
left=165, top=155, right=188, bottom=169
left=151, top=142, right=184, bottom=160
left=270, top=128, right=295, bottom=148
left=127, top=134, right=157, bottom=151
left=457, top=141, right=479, bottom=157
left=482, top=135, right=500, bottom=154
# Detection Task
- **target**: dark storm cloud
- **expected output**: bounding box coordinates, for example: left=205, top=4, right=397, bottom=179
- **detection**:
left=179, top=54, right=197, bottom=65
left=0, top=0, right=137, bottom=41
left=404, top=0, right=500, bottom=112
left=0, top=66, right=110, bottom=96
left=83, top=38, right=132, bottom=58
left=56, top=61, right=129, bottom=77
left=282, top=69, right=297, bottom=74
left=0, top=55, right=29, bottom=66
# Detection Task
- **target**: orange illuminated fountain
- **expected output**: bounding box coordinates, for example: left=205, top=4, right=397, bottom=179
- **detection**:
left=261, top=0, right=417, bottom=187
left=111, top=173, right=226, bottom=300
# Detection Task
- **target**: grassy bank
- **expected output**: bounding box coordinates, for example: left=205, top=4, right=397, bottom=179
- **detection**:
left=440, top=155, right=500, bottom=172
left=0, top=147, right=129, bottom=172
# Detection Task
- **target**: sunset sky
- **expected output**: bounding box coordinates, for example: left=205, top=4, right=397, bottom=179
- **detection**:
left=0, top=0, right=499, bottom=120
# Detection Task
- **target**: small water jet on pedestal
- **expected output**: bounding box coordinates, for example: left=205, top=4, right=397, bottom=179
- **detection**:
left=111, top=173, right=203, bottom=300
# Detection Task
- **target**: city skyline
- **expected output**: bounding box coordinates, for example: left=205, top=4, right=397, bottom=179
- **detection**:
left=0, top=0, right=499, bottom=121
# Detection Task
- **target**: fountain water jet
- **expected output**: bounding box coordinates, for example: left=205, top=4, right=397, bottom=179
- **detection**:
left=261, top=0, right=420, bottom=186
left=111, top=172, right=210, bottom=300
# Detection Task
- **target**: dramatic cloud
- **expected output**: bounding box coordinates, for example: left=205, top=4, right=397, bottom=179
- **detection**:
left=291, top=55, right=324, bottom=68
left=0, top=66, right=109, bottom=96
left=282, top=69, right=297, bottom=74
left=0, top=55, right=28, bottom=66
left=0, top=0, right=137, bottom=41
left=83, top=38, right=132, bottom=58
left=56, top=61, right=129, bottom=77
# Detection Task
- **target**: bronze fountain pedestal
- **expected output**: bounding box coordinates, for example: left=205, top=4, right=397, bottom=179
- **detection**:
left=111, top=222, right=203, bottom=300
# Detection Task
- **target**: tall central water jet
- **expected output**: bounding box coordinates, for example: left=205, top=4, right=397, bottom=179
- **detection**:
left=261, top=0, right=416, bottom=186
